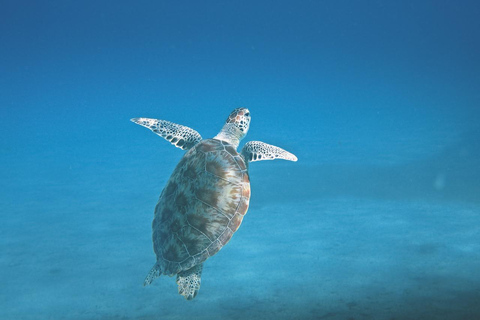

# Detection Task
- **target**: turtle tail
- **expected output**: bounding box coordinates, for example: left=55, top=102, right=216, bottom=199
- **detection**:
left=144, top=263, right=161, bottom=286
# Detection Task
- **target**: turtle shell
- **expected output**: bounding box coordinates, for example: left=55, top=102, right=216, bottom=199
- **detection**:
left=152, top=139, right=250, bottom=276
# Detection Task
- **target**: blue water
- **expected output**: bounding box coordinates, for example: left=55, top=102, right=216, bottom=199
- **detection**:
left=1, top=1, right=480, bottom=319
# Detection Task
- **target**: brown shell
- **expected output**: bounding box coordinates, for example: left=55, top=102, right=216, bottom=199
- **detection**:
left=152, top=139, right=250, bottom=276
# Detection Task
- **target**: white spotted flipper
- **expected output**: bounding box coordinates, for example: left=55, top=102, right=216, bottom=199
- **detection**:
left=241, top=141, right=298, bottom=162
left=131, top=118, right=202, bottom=150
left=176, top=263, right=203, bottom=300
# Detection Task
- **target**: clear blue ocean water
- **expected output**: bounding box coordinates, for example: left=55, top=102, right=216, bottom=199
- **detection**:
left=1, top=1, right=479, bottom=319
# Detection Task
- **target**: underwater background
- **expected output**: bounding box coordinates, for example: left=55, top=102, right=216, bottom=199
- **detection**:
left=1, top=1, right=479, bottom=319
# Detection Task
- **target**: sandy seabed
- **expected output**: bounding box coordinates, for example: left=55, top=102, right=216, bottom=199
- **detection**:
left=2, top=193, right=479, bottom=320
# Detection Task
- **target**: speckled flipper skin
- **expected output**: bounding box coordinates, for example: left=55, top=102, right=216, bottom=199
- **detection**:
left=176, top=263, right=203, bottom=300
left=131, top=118, right=202, bottom=150
left=241, top=141, right=298, bottom=162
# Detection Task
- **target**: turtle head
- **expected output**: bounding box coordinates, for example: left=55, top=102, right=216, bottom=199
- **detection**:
left=226, top=107, right=251, bottom=136
left=214, top=108, right=251, bottom=148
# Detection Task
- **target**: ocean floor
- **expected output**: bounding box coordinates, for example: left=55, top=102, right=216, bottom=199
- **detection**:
left=2, top=190, right=480, bottom=319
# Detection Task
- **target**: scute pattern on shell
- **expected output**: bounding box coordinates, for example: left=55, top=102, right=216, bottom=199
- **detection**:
left=152, top=139, right=250, bottom=276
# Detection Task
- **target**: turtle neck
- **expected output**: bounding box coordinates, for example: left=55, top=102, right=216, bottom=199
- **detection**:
left=213, top=123, right=245, bottom=149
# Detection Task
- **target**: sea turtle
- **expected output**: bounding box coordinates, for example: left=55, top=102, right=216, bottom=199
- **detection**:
left=131, top=108, right=297, bottom=300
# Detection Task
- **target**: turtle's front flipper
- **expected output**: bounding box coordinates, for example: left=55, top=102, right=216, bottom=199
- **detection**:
left=176, top=263, right=203, bottom=300
left=131, top=118, right=202, bottom=150
left=241, top=141, right=298, bottom=162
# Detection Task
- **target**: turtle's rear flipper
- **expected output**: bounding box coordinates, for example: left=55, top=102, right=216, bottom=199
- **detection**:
left=176, top=263, right=203, bottom=300
left=144, top=263, right=161, bottom=286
